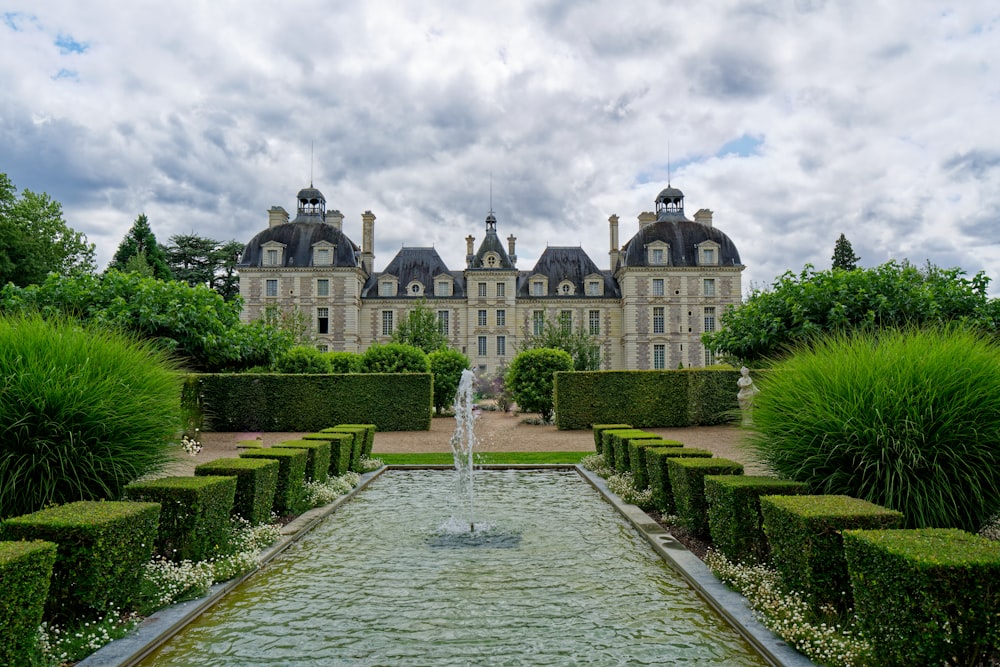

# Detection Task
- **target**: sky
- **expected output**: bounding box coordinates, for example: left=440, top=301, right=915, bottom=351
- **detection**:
left=3, top=1, right=999, bottom=296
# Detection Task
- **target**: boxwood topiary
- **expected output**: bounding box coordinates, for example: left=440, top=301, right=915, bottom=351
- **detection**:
left=0, top=540, right=57, bottom=666
left=630, top=439, right=682, bottom=490
left=645, top=447, right=714, bottom=514
left=195, top=457, right=279, bottom=525
left=274, top=439, right=332, bottom=483
left=592, top=424, right=631, bottom=453
left=303, top=432, right=354, bottom=476
left=667, top=458, right=744, bottom=538
left=240, top=448, right=308, bottom=515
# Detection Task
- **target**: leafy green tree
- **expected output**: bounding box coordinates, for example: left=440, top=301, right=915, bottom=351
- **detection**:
left=0, top=173, right=95, bottom=286
left=108, top=213, right=172, bottom=280
left=325, top=351, right=361, bottom=373
left=213, top=239, right=245, bottom=301
left=831, top=233, right=860, bottom=271
left=505, top=348, right=573, bottom=422
left=165, top=233, right=218, bottom=287
left=274, top=346, right=332, bottom=373
left=391, top=299, right=448, bottom=353
left=703, top=260, right=998, bottom=365
left=517, top=316, right=601, bottom=371
left=359, top=343, right=430, bottom=373
left=428, top=348, right=471, bottom=413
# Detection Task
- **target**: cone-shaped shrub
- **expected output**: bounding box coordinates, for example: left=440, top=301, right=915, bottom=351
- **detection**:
left=0, top=314, right=182, bottom=519
left=748, top=326, right=1000, bottom=531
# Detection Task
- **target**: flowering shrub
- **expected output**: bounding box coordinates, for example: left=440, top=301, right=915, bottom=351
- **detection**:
left=303, top=472, right=362, bottom=507
left=180, top=433, right=202, bottom=456
left=36, top=606, right=140, bottom=666
left=359, top=456, right=384, bottom=473
left=605, top=472, right=654, bottom=508
left=581, top=454, right=612, bottom=477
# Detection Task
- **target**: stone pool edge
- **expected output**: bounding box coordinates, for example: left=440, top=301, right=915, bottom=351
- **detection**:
left=80, top=465, right=814, bottom=667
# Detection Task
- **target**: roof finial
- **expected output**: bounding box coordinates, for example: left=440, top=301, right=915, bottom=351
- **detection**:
left=310, top=140, right=314, bottom=187
left=489, top=172, right=494, bottom=215
left=667, top=140, right=671, bottom=187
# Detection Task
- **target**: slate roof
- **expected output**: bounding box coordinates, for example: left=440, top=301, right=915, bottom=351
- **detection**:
left=619, top=219, right=742, bottom=269
left=470, top=214, right=515, bottom=269
left=362, top=247, right=466, bottom=298
left=518, top=246, right=621, bottom=298
left=238, top=221, right=360, bottom=269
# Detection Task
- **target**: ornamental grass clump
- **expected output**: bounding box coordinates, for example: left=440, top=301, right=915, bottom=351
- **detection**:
left=748, top=326, right=1000, bottom=531
left=0, top=314, right=182, bottom=518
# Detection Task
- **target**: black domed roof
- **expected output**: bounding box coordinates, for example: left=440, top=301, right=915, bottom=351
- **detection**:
left=656, top=185, right=684, bottom=200
left=238, top=221, right=360, bottom=268
left=620, top=219, right=742, bottom=268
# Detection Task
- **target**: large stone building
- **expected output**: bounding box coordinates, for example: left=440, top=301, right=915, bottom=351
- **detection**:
left=237, top=183, right=744, bottom=373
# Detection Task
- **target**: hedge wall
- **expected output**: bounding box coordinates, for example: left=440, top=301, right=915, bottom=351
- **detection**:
left=554, top=369, right=741, bottom=429
left=184, top=373, right=432, bottom=432
left=0, top=540, right=56, bottom=666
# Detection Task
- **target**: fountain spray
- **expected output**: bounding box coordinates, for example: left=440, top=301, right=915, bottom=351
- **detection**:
left=449, top=368, right=479, bottom=532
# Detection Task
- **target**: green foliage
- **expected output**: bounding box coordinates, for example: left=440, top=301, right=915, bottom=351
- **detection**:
left=0, top=540, right=57, bottom=666
left=517, top=316, right=601, bottom=370
left=748, top=326, right=1000, bottom=531
left=239, top=448, right=308, bottom=515
left=760, top=494, right=904, bottom=615
left=194, top=457, right=279, bottom=525
left=322, top=426, right=368, bottom=472
left=505, top=347, right=573, bottom=422
left=274, top=346, right=332, bottom=373
left=259, top=305, right=313, bottom=346
left=704, top=260, right=998, bottom=365
left=0, top=173, right=95, bottom=287
left=329, top=424, right=376, bottom=458
left=274, top=440, right=332, bottom=483
left=704, top=476, right=809, bottom=565
left=302, top=432, right=354, bottom=476
left=613, top=432, right=662, bottom=474
left=645, top=447, right=714, bottom=513
left=555, top=369, right=740, bottom=429
left=0, top=500, right=160, bottom=621
left=325, top=351, right=361, bottom=373
left=124, top=476, right=237, bottom=562
left=428, top=348, right=471, bottom=413
left=107, top=213, right=173, bottom=280
left=391, top=299, right=448, bottom=353
left=599, top=428, right=650, bottom=469
left=592, top=424, right=631, bottom=453
left=360, top=342, right=430, bottom=373
left=164, top=233, right=246, bottom=299
left=0, top=315, right=181, bottom=519
left=190, top=373, right=432, bottom=431
left=667, top=458, right=744, bottom=538
left=0, top=271, right=293, bottom=371
left=830, top=233, right=860, bottom=271
left=843, top=528, right=1000, bottom=666
left=629, top=439, right=682, bottom=489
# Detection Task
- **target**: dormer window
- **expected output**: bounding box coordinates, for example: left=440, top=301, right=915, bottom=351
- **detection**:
left=262, top=241, right=286, bottom=267
left=435, top=278, right=452, bottom=297
left=645, top=241, right=670, bottom=266
left=584, top=274, right=603, bottom=297
left=379, top=279, right=397, bottom=297
left=531, top=281, right=545, bottom=296
left=696, top=241, right=720, bottom=266
left=313, top=242, right=336, bottom=266
left=558, top=280, right=575, bottom=296
left=484, top=252, right=500, bottom=268
left=408, top=281, right=424, bottom=296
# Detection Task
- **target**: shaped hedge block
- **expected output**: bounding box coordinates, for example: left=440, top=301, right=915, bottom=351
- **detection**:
left=327, top=423, right=376, bottom=458
left=645, top=447, right=713, bottom=513
left=322, top=426, right=367, bottom=471
left=125, top=475, right=237, bottom=562
left=0, top=540, right=57, bottom=665
left=303, top=432, right=354, bottom=476
left=629, top=439, right=682, bottom=489
left=0, top=500, right=160, bottom=619
left=705, top=476, right=809, bottom=564
left=195, top=457, right=279, bottom=525
left=667, top=457, right=743, bottom=537
left=844, top=528, right=1000, bottom=667
left=240, top=448, right=308, bottom=515
left=592, top=424, right=631, bottom=453
left=274, top=439, right=332, bottom=483
left=600, top=429, right=658, bottom=473
left=760, top=495, right=903, bottom=615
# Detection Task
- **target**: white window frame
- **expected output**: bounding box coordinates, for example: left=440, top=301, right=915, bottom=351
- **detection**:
left=704, top=306, right=716, bottom=333
left=653, top=344, right=666, bottom=370
left=437, top=310, right=450, bottom=336
left=496, top=335, right=506, bottom=357
left=589, top=310, right=600, bottom=336
left=496, top=309, right=506, bottom=327
left=317, top=279, right=330, bottom=297
left=496, top=282, right=505, bottom=298
left=703, top=278, right=716, bottom=297
left=436, top=280, right=451, bottom=297
left=653, top=306, right=665, bottom=334
left=652, top=278, right=664, bottom=297
left=478, top=282, right=487, bottom=297
left=478, top=309, right=487, bottom=327
left=478, top=335, right=488, bottom=356
left=317, top=307, right=330, bottom=335
left=381, top=310, right=394, bottom=336
left=532, top=310, right=545, bottom=335
left=265, top=279, right=278, bottom=297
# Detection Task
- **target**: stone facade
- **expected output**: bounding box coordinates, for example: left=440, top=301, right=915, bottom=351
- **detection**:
left=237, top=183, right=744, bottom=374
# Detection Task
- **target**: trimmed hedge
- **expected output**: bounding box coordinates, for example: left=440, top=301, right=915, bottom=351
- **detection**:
left=600, top=429, right=657, bottom=472
left=194, top=457, right=279, bottom=525
left=630, top=439, right=682, bottom=490
left=322, top=426, right=368, bottom=472
left=124, top=476, right=237, bottom=562
left=667, top=458, right=744, bottom=538
left=592, top=424, right=631, bottom=453
left=239, top=448, right=308, bottom=515
left=0, top=500, right=160, bottom=619
left=554, top=369, right=741, bottom=429
left=760, top=495, right=904, bottom=615
left=274, top=439, right=332, bottom=483
left=328, top=424, right=376, bottom=458
left=303, top=432, right=354, bottom=476
left=0, top=540, right=57, bottom=666
left=704, top=476, right=809, bottom=564
left=645, top=447, right=714, bottom=514
left=843, top=528, right=1000, bottom=666
left=186, top=373, right=432, bottom=432
left=614, top=433, right=665, bottom=474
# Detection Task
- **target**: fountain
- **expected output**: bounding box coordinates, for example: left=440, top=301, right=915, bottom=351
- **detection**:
left=447, top=368, right=478, bottom=532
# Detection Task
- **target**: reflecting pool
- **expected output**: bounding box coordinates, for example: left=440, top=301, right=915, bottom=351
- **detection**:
left=140, top=469, right=768, bottom=666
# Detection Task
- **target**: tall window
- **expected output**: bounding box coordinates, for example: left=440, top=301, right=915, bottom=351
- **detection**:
left=478, top=282, right=487, bottom=297
left=496, top=282, right=505, bottom=297
left=436, top=281, right=450, bottom=296
left=381, top=310, right=394, bottom=336
left=704, top=306, right=716, bottom=333
left=496, top=309, right=506, bottom=327
left=703, top=279, right=716, bottom=297
left=317, top=307, right=329, bottom=335
left=653, top=306, right=665, bottom=334
left=315, top=248, right=330, bottom=265
left=651, top=248, right=664, bottom=265
left=437, top=310, right=449, bottom=336
left=559, top=310, right=572, bottom=333
left=589, top=310, right=601, bottom=335
left=652, top=278, right=664, bottom=297
left=531, top=281, right=544, bottom=296
left=317, top=279, right=330, bottom=297
left=265, top=249, right=279, bottom=266
left=705, top=349, right=717, bottom=366
left=533, top=310, right=545, bottom=335
left=265, top=279, right=278, bottom=297
left=478, top=336, right=487, bottom=356
left=379, top=281, right=394, bottom=297
left=702, top=248, right=715, bottom=265
left=496, top=335, right=506, bottom=357
left=653, top=344, right=666, bottom=370
left=586, top=281, right=600, bottom=296
left=478, top=309, right=487, bottom=327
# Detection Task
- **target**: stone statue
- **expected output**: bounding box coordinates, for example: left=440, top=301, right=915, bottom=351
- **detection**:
left=737, top=366, right=759, bottom=423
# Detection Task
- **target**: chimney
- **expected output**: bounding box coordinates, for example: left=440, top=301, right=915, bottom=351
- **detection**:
left=638, top=211, right=656, bottom=228
left=466, top=235, right=475, bottom=267
left=507, top=234, right=517, bottom=267
left=694, top=209, right=714, bottom=227
left=268, top=206, right=289, bottom=228
left=328, top=209, right=344, bottom=231
left=361, top=210, right=376, bottom=274
left=608, top=214, right=620, bottom=269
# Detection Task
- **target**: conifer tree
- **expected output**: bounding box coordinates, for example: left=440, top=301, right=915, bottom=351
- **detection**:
left=831, top=233, right=860, bottom=271
left=108, top=213, right=173, bottom=280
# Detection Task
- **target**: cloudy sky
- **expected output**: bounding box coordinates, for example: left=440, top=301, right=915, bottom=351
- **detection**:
left=3, top=1, right=998, bottom=296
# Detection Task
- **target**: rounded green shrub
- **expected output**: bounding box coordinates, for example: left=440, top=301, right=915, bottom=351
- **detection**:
left=359, top=342, right=429, bottom=373
left=505, top=347, right=573, bottom=423
left=274, top=345, right=332, bottom=373
left=325, top=351, right=361, bottom=373
left=748, top=326, right=1000, bottom=531
left=0, top=315, right=182, bottom=518
left=428, top=348, right=470, bottom=413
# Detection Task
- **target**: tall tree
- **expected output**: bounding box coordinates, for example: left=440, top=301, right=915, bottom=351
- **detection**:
left=108, top=213, right=172, bottom=280
left=166, top=233, right=218, bottom=287
left=213, top=239, right=245, bottom=301
left=0, top=173, right=95, bottom=286
left=831, top=233, right=860, bottom=271
left=517, top=316, right=601, bottom=371
left=391, top=299, right=448, bottom=353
